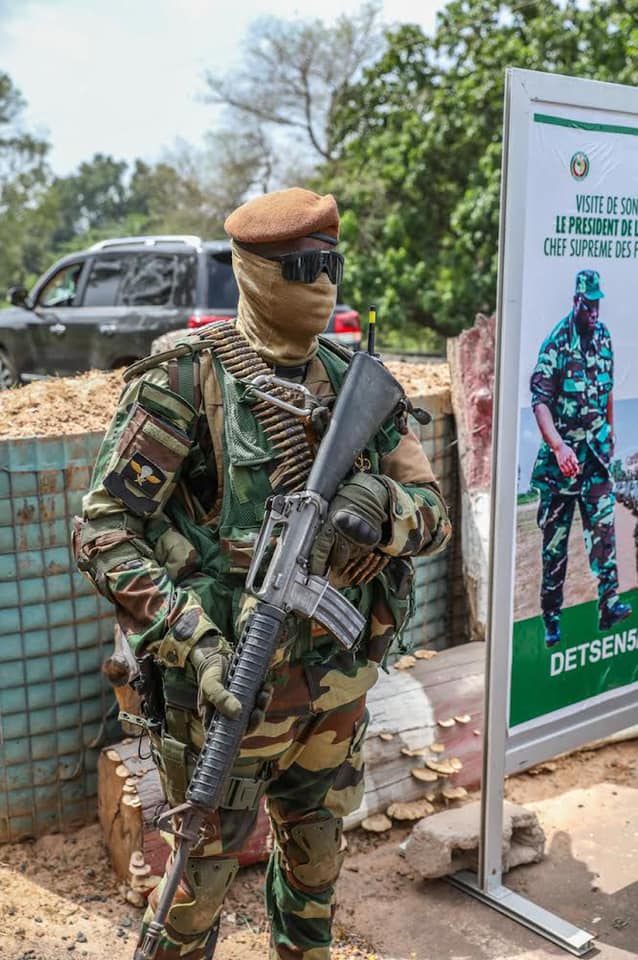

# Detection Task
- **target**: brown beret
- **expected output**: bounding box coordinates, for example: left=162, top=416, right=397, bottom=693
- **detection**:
left=224, top=187, right=339, bottom=244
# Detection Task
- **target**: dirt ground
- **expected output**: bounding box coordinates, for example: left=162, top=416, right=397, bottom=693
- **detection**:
left=514, top=500, right=637, bottom=622
left=1, top=740, right=636, bottom=960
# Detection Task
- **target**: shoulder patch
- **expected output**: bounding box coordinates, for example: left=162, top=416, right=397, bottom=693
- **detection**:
left=103, top=470, right=159, bottom=517
left=122, top=454, right=166, bottom=494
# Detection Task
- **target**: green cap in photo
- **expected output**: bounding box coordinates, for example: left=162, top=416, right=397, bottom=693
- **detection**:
left=575, top=269, right=604, bottom=300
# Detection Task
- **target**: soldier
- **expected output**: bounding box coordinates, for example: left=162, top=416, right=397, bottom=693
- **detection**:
left=74, top=187, right=451, bottom=960
left=530, top=268, right=631, bottom=648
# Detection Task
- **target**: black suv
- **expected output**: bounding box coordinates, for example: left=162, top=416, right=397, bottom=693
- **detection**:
left=0, top=236, right=361, bottom=389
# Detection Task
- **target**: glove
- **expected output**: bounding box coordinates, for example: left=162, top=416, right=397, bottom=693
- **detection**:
left=310, top=473, right=390, bottom=577
left=190, top=633, right=273, bottom=732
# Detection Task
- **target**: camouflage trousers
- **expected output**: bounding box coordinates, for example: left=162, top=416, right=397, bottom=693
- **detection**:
left=536, top=465, right=619, bottom=618
left=136, top=646, right=376, bottom=960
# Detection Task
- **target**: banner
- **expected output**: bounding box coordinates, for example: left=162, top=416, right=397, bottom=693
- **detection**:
left=511, top=108, right=638, bottom=730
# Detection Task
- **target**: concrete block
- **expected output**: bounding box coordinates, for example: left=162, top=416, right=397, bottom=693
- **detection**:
left=401, top=800, right=545, bottom=879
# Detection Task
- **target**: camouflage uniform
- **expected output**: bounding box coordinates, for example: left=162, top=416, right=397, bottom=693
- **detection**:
left=530, top=311, right=619, bottom=621
left=76, top=332, right=450, bottom=960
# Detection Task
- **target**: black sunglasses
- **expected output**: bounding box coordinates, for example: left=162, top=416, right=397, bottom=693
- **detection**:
left=267, top=249, right=344, bottom=285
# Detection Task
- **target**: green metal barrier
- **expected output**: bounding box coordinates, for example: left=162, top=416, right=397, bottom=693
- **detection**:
left=401, top=391, right=462, bottom=652
left=0, top=432, right=114, bottom=841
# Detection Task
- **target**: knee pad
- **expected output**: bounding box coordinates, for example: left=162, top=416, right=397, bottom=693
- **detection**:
left=277, top=816, right=345, bottom=891
left=167, top=857, right=239, bottom=937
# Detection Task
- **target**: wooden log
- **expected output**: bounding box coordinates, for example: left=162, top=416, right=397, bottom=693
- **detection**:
left=98, top=737, right=272, bottom=887
left=98, top=739, right=154, bottom=880
left=346, top=642, right=485, bottom=829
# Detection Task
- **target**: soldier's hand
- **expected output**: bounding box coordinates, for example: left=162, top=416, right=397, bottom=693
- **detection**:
left=310, top=473, right=390, bottom=576
left=190, top=633, right=273, bottom=731
left=555, top=442, right=579, bottom=478
left=191, top=635, right=241, bottom=724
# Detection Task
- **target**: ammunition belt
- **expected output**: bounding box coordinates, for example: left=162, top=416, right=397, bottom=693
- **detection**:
left=202, top=321, right=315, bottom=494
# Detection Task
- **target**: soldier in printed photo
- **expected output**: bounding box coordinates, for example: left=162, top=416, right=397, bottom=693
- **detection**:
left=530, top=269, right=631, bottom=648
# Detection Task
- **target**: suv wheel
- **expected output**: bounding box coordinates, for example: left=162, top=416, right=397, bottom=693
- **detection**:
left=0, top=348, right=17, bottom=389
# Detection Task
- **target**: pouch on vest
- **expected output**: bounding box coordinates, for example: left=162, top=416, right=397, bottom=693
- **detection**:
left=72, top=513, right=152, bottom=600
left=103, top=381, right=197, bottom=518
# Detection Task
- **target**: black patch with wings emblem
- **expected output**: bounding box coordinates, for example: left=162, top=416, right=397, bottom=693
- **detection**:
left=122, top=453, right=166, bottom=496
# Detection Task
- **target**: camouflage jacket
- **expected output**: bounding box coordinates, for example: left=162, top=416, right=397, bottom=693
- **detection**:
left=75, top=335, right=451, bottom=674
left=530, top=312, right=613, bottom=493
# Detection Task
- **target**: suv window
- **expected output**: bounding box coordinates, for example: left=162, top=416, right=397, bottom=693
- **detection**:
left=207, top=253, right=238, bottom=309
left=37, top=262, right=84, bottom=308
left=120, top=254, right=176, bottom=307
left=173, top=254, right=197, bottom=307
left=84, top=253, right=197, bottom=308
left=84, top=256, right=126, bottom=307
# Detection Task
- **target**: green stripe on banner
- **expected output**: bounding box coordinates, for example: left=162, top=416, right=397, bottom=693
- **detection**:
left=534, top=112, right=638, bottom=137
left=510, top=588, right=638, bottom=728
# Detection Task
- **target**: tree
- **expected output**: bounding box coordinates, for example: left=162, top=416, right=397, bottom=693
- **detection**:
left=0, top=72, right=48, bottom=189
left=32, top=150, right=230, bottom=268
left=0, top=70, right=250, bottom=293
left=319, top=0, right=638, bottom=338
left=203, top=0, right=383, bottom=185
left=610, top=460, right=622, bottom=480
left=48, top=153, right=129, bottom=246
left=0, top=72, right=50, bottom=290
left=128, top=154, right=224, bottom=238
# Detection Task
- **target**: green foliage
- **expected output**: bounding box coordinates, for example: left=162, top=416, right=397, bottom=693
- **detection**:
left=0, top=72, right=50, bottom=290
left=49, top=154, right=129, bottom=244
left=0, top=71, right=243, bottom=296
left=0, top=147, right=228, bottom=295
left=376, top=319, right=443, bottom=354
left=317, top=0, right=638, bottom=338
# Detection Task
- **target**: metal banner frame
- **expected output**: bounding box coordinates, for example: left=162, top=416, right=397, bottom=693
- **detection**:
left=452, top=68, right=638, bottom=955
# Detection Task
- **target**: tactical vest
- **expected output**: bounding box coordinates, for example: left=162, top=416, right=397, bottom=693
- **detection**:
left=129, top=331, right=413, bottom=662
left=153, top=337, right=381, bottom=651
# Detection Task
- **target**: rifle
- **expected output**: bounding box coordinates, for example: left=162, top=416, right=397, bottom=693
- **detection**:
left=134, top=346, right=412, bottom=960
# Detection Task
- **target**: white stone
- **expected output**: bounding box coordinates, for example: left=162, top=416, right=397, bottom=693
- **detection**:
left=402, top=800, right=545, bottom=879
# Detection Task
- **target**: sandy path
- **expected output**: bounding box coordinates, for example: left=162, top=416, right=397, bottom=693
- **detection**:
left=1, top=741, right=637, bottom=960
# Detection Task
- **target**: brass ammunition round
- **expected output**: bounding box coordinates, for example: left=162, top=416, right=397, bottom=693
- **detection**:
left=272, top=438, right=308, bottom=456
left=271, top=455, right=312, bottom=483
left=261, top=416, right=292, bottom=430
left=267, top=425, right=301, bottom=441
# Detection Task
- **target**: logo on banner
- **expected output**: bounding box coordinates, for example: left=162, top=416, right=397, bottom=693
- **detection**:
left=570, top=151, right=590, bottom=180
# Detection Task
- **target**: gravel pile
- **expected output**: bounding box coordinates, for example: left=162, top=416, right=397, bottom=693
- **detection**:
left=0, top=370, right=126, bottom=440
left=385, top=359, right=449, bottom=397
left=0, top=360, right=450, bottom=441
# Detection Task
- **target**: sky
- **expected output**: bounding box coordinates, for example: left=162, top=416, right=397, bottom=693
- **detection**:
left=0, top=0, right=447, bottom=175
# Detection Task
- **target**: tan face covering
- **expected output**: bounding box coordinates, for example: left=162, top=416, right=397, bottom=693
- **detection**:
left=232, top=242, right=338, bottom=366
